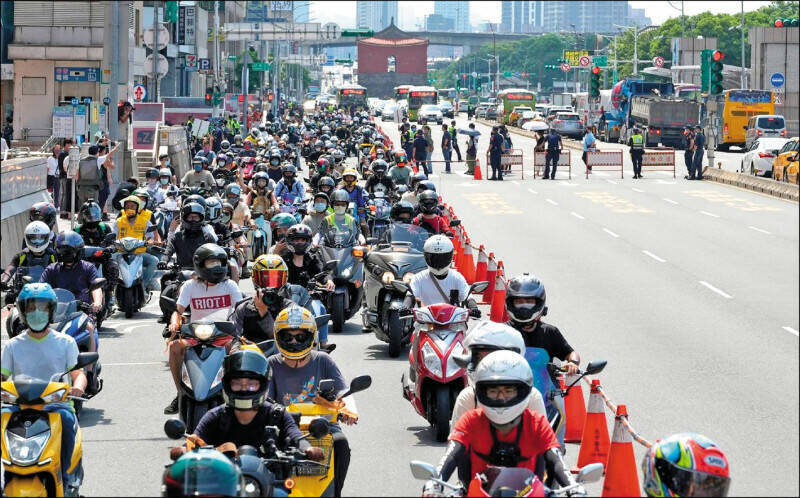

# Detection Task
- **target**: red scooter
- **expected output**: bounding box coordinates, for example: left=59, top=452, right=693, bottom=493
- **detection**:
left=394, top=280, right=488, bottom=442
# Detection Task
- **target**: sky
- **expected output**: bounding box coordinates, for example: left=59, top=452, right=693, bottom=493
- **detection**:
left=310, top=1, right=774, bottom=30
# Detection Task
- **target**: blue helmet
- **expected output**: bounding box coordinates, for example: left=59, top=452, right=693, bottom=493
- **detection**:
left=16, top=283, right=58, bottom=332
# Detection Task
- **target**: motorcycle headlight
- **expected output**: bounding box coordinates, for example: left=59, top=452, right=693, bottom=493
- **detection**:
left=446, top=343, right=466, bottom=378
left=121, top=238, right=139, bottom=252
left=211, top=364, right=225, bottom=388
left=422, top=342, right=443, bottom=377
left=181, top=364, right=192, bottom=389
left=6, top=430, right=50, bottom=466
left=243, top=478, right=261, bottom=497
left=193, top=324, right=214, bottom=341
left=341, top=267, right=352, bottom=278
left=41, top=388, right=66, bottom=404
left=402, top=273, right=414, bottom=284
left=381, top=271, right=394, bottom=285
left=1, top=389, right=18, bottom=404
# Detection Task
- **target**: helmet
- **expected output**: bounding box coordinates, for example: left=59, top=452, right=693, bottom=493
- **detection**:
left=423, top=235, right=453, bottom=277
left=371, top=159, right=388, bottom=178
left=419, top=180, right=437, bottom=193
left=417, top=190, right=439, bottom=215
left=159, top=168, right=172, bottom=180
left=192, top=156, right=209, bottom=169
left=463, top=321, right=525, bottom=377
left=205, top=196, right=222, bottom=224
left=409, top=172, right=428, bottom=190
left=251, top=254, right=288, bottom=291
left=642, top=433, right=731, bottom=497
left=281, top=164, right=297, bottom=180
left=16, top=283, right=58, bottom=332
left=163, top=447, right=243, bottom=497
left=220, top=139, right=231, bottom=151
left=146, top=168, right=160, bottom=180
left=54, top=231, right=85, bottom=270
left=317, top=176, right=336, bottom=194
left=330, top=189, right=350, bottom=206
left=342, top=168, right=358, bottom=186
left=24, top=221, right=52, bottom=255
left=258, top=123, right=267, bottom=132
left=287, top=224, right=313, bottom=254
left=222, top=350, right=269, bottom=411
left=234, top=134, right=243, bottom=143
left=321, top=125, right=331, bottom=133
left=193, top=243, right=228, bottom=284
left=181, top=202, right=206, bottom=233
left=269, top=151, right=281, bottom=166
left=317, top=157, right=330, bottom=173
left=274, top=304, right=318, bottom=360
left=183, top=193, right=207, bottom=210
left=314, top=139, right=324, bottom=149
left=390, top=201, right=415, bottom=223
left=220, top=201, right=234, bottom=224
left=216, top=153, right=229, bottom=167
left=474, top=350, right=534, bottom=426
left=505, top=274, right=547, bottom=326
left=249, top=127, right=260, bottom=138
left=29, top=202, right=57, bottom=231
left=133, top=188, right=151, bottom=207
left=224, top=183, right=242, bottom=207
left=78, top=201, right=103, bottom=229
left=271, top=212, right=296, bottom=231
left=252, top=171, right=272, bottom=194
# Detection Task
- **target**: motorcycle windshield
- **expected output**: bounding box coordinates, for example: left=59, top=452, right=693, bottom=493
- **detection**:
left=381, top=224, right=431, bottom=252
left=524, top=347, right=556, bottom=398
left=18, top=265, right=45, bottom=283
left=53, top=288, right=78, bottom=322
left=481, top=467, right=542, bottom=497
left=322, top=226, right=358, bottom=248
left=8, top=374, right=52, bottom=404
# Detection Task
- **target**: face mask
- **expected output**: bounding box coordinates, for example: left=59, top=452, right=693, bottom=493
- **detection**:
left=125, top=208, right=137, bottom=218
left=333, top=205, right=346, bottom=215
left=194, top=165, right=203, bottom=172
left=314, top=202, right=327, bottom=213
left=165, top=159, right=171, bottom=166
left=203, top=147, right=210, bottom=153
left=160, top=178, right=169, bottom=185
left=25, top=310, right=50, bottom=332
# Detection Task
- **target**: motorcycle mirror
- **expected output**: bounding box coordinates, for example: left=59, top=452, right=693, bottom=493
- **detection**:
left=72, top=352, right=99, bottom=371
left=584, top=360, right=607, bottom=375
left=315, top=314, right=330, bottom=329
left=470, top=281, right=489, bottom=294
left=576, top=463, right=604, bottom=484
left=449, top=219, right=461, bottom=227
left=90, top=277, right=107, bottom=290
left=164, top=419, right=188, bottom=440
left=409, top=460, right=438, bottom=480
left=339, top=375, right=372, bottom=399
left=452, top=353, right=470, bottom=369
left=324, top=260, right=338, bottom=271
left=366, top=237, right=378, bottom=245
left=308, top=417, right=330, bottom=439
left=231, top=230, right=243, bottom=239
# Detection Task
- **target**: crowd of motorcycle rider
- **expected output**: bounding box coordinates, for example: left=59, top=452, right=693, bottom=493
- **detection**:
left=0, top=102, right=731, bottom=498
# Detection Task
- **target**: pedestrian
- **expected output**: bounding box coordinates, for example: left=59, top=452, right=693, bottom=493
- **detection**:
left=2, top=116, right=12, bottom=144
left=544, top=128, right=563, bottom=180
left=96, top=141, right=119, bottom=215
left=582, top=126, right=597, bottom=173
left=500, top=125, right=512, bottom=176
left=57, top=139, right=73, bottom=219
left=534, top=130, right=546, bottom=153
left=75, top=145, right=104, bottom=209
left=628, top=126, right=645, bottom=179
left=47, top=144, right=61, bottom=207
left=692, top=125, right=705, bottom=180
left=467, top=102, right=474, bottom=120
left=599, top=106, right=606, bottom=134
left=411, top=126, right=429, bottom=175
left=682, top=125, right=695, bottom=179
left=423, top=125, right=434, bottom=174
left=462, top=123, right=479, bottom=175
left=441, top=124, right=453, bottom=173
left=489, top=126, right=505, bottom=181
left=449, top=121, right=462, bottom=162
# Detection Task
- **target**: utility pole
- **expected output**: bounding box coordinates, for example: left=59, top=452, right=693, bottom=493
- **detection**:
left=493, top=30, right=497, bottom=95
left=152, top=1, right=159, bottom=102
left=740, top=0, right=746, bottom=88
left=213, top=0, right=221, bottom=117
left=633, top=27, right=639, bottom=76
left=109, top=1, right=121, bottom=184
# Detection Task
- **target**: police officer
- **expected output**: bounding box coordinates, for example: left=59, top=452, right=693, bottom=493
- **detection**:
left=692, top=125, right=705, bottom=180
left=628, top=127, right=645, bottom=179
left=682, top=125, right=695, bottom=179
left=543, top=128, right=562, bottom=180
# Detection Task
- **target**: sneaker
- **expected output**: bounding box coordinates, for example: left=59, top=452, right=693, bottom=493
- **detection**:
left=164, top=396, right=179, bottom=415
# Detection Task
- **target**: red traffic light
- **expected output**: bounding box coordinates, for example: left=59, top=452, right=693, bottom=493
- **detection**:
left=774, top=19, right=783, bottom=27
left=462, top=74, right=467, bottom=79
left=712, top=50, right=725, bottom=62
left=592, top=66, right=601, bottom=74
left=205, top=93, right=211, bottom=100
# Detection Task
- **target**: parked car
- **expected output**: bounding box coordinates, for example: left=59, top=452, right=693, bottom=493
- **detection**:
left=745, top=114, right=787, bottom=149
left=418, top=105, right=443, bottom=125
left=551, top=112, right=584, bottom=138
left=485, top=106, right=498, bottom=120
left=772, top=136, right=799, bottom=184
left=438, top=100, right=454, bottom=118
left=381, top=102, right=398, bottom=121
left=741, top=137, right=790, bottom=177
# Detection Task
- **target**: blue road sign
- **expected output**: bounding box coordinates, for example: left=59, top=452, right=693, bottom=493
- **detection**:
left=199, top=58, right=211, bottom=71
left=770, top=72, right=785, bottom=87
left=71, top=98, right=79, bottom=106
left=83, top=97, right=92, bottom=105
left=55, top=67, right=99, bottom=82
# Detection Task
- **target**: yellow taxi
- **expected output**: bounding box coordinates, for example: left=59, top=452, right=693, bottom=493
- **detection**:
left=773, top=137, right=799, bottom=184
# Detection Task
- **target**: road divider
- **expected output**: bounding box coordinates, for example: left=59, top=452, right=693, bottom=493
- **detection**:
left=534, top=150, right=572, bottom=179
left=641, top=147, right=676, bottom=178
left=485, top=149, right=524, bottom=179
left=587, top=151, right=624, bottom=179
left=702, top=166, right=799, bottom=201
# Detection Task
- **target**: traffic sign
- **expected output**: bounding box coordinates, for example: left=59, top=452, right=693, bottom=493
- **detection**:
left=560, top=63, right=571, bottom=73
left=471, top=71, right=478, bottom=78
left=146, top=54, right=169, bottom=78
left=143, top=24, right=170, bottom=51
left=564, top=50, right=590, bottom=67
left=71, top=98, right=79, bottom=106
left=103, top=97, right=110, bottom=105
left=251, top=62, right=271, bottom=72
left=184, top=54, right=197, bottom=72
left=770, top=72, right=785, bottom=87
left=199, top=58, right=211, bottom=71
left=133, top=84, right=148, bottom=102
left=503, top=71, right=512, bottom=77
left=653, top=56, right=665, bottom=68
left=592, top=56, right=607, bottom=67
left=579, top=56, right=591, bottom=67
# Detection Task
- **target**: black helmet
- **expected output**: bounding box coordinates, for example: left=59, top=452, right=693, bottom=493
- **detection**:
left=371, top=159, right=388, bottom=178
left=419, top=180, right=437, bottom=193
left=224, top=183, right=242, bottom=207
left=184, top=192, right=208, bottom=209
left=390, top=200, right=415, bottom=223
left=78, top=200, right=103, bottom=228
left=55, top=231, right=85, bottom=270
left=181, top=202, right=206, bottom=233
left=222, top=350, right=269, bottom=411
left=287, top=224, right=313, bottom=254
left=317, top=176, right=336, bottom=194
left=418, top=190, right=439, bottom=215
left=281, top=164, right=297, bottom=179
left=193, top=243, right=228, bottom=284
left=505, top=273, right=547, bottom=326
left=220, top=139, right=231, bottom=151
left=409, top=172, right=428, bottom=190
left=146, top=168, right=160, bottom=180
left=29, top=202, right=58, bottom=231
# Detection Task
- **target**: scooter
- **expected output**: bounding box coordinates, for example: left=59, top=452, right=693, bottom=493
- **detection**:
left=1, top=352, right=98, bottom=497
left=83, top=245, right=115, bottom=328
left=396, top=280, right=488, bottom=442
left=317, top=231, right=367, bottom=334
left=365, top=190, right=393, bottom=241
left=249, top=212, right=272, bottom=261
left=3, top=264, right=48, bottom=337
left=114, top=236, right=160, bottom=318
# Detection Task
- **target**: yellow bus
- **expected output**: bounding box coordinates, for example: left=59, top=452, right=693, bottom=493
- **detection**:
left=497, top=88, right=536, bottom=124
left=713, top=89, right=775, bottom=151
left=336, top=84, right=368, bottom=111
left=394, top=85, right=413, bottom=102
left=407, top=86, right=438, bottom=122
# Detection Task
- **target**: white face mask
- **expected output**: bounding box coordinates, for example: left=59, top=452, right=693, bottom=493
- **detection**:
left=333, top=205, right=346, bottom=215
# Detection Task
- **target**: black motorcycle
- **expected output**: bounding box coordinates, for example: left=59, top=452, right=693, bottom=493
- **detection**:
left=83, top=244, right=116, bottom=328
left=317, top=228, right=366, bottom=334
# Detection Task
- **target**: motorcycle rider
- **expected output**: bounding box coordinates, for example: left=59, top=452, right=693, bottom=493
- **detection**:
left=412, top=190, right=452, bottom=236
left=159, top=202, right=217, bottom=271
left=111, top=195, right=161, bottom=292
left=302, top=192, right=331, bottom=236
left=181, top=156, right=215, bottom=188
left=388, top=150, right=412, bottom=186
left=144, top=168, right=165, bottom=207
left=74, top=200, right=119, bottom=306
left=1, top=283, right=88, bottom=485
left=225, top=183, right=253, bottom=230
left=310, top=158, right=333, bottom=191
left=401, top=173, right=429, bottom=208
left=22, top=202, right=59, bottom=249
left=450, top=321, right=546, bottom=430
left=641, top=433, right=731, bottom=497
left=270, top=212, right=297, bottom=254
left=316, top=176, right=336, bottom=198
left=423, top=351, right=585, bottom=496
left=244, top=127, right=260, bottom=146
left=267, top=305, right=353, bottom=498
left=505, top=274, right=581, bottom=376
left=340, top=169, right=369, bottom=236
left=274, top=164, right=306, bottom=199
left=247, top=171, right=279, bottom=217
left=364, top=159, right=395, bottom=195
left=1, top=221, right=57, bottom=304
left=164, top=243, right=243, bottom=414
left=389, top=201, right=415, bottom=225
left=313, top=189, right=366, bottom=247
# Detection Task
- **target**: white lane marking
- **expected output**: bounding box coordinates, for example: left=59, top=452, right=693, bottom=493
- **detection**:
left=748, top=226, right=772, bottom=235
left=698, top=281, right=733, bottom=299
left=642, top=250, right=666, bottom=263
left=700, top=210, right=720, bottom=218
left=605, top=179, right=617, bottom=185
left=663, top=198, right=679, bottom=205
left=658, top=180, right=677, bottom=185
left=570, top=212, right=585, bottom=220
left=546, top=198, right=559, bottom=206
left=104, top=361, right=163, bottom=366
left=632, top=188, right=645, bottom=193
left=782, top=326, right=799, bottom=337
left=511, top=181, right=520, bottom=185
left=603, top=228, right=620, bottom=238
left=560, top=182, right=578, bottom=186
left=527, top=188, right=538, bottom=195
left=594, top=171, right=609, bottom=177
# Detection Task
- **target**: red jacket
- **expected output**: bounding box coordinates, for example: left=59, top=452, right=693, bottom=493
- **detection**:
left=413, top=214, right=452, bottom=236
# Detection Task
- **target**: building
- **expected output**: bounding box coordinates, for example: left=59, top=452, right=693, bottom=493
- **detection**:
left=477, top=22, right=500, bottom=33
left=425, top=14, right=455, bottom=32
left=294, top=2, right=311, bottom=23
left=500, top=1, right=531, bottom=34
left=627, top=7, right=651, bottom=28
left=749, top=26, right=799, bottom=135
left=535, top=1, right=634, bottom=34
left=356, top=22, right=427, bottom=98
left=433, top=0, right=470, bottom=32
left=356, top=1, right=398, bottom=32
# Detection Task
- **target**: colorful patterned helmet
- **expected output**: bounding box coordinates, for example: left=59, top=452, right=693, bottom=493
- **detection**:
left=251, top=254, right=288, bottom=291
left=642, top=433, right=731, bottom=497
left=273, top=304, right=317, bottom=360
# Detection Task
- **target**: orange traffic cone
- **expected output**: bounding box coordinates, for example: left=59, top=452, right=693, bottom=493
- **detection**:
left=481, top=254, right=497, bottom=305
left=498, top=262, right=510, bottom=322
left=474, top=245, right=488, bottom=286
left=463, top=239, right=476, bottom=284
left=489, top=264, right=506, bottom=322
left=454, top=230, right=465, bottom=274
left=563, top=373, right=588, bottom=444
left=473, top=158, right=483, bottom=180
left=602, top=405, right=640, bottom=497
left=572, top=379, right=610, bottom=473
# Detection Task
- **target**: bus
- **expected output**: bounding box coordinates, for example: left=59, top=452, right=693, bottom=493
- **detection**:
left=336, top=84, right=368, bottom=111
left=712, top=89, right=775, bottom=151
left=407, top=86, right=438, bottom=121
left=438, top=88, right=457, bottom=101
left=497, top=89, right=536, bottom=124
left=394, top=85, right=413, bottom=102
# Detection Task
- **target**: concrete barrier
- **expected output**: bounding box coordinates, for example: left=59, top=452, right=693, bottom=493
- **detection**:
left=702, top=167, right=799, bottom=201
left=1, top=156, right=51, bottom=267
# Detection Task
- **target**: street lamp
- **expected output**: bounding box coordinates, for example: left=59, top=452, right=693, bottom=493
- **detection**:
left=727, top=1, right=747, bottom=88
left=614, top=24, right=657, bottom=76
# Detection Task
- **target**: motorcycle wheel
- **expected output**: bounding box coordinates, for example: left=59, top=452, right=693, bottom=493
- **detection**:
left=386, top=310, right=403, bottom=358
left=331, top=293, right=346, bottom=333
left=120, top=288, right=134, bottom=318
left=433, top=385, right=451, bottom=442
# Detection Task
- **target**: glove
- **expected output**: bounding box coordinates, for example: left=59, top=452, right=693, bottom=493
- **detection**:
left=469, top=307, right=482, bottom=318
left=567, top=485, right=587, bottom=497
left=157, top=262, right=168, bottom=270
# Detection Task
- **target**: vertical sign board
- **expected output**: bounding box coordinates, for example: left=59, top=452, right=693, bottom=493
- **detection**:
left=184, top=7, right=196, bottom=46
left=177, top=6, right=186, bottom=44
left=52, top=106, right=74, bottom=139
left=74, top=105, right=88, bottom=138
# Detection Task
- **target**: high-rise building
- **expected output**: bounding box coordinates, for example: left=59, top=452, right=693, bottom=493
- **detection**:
left=294, top=2, right=310, bottom=23
left=425, top=14, right=455, bottom=32
left=500, top=1, right=531, bottom=34
left=541, top=1, right=630, bottom=34
left=356, top=1, right=398, bottom=32
left=433, top=0, right=470, bottom=32
left=627, top=7, right=652, bottom=28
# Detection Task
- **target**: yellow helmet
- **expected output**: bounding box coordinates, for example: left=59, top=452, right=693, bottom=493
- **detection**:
left=342, top=168, right=358, bottom=185
left=251, top=254, right=288, bottom=290
left=274, top=304, right=317, bottom=360
left=121, top=195, right=143, bottom=214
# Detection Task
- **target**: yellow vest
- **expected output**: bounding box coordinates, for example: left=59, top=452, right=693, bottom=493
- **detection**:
left=631, top=134, right=644, bottom=149
left=117, top=212, right=149, bottom=253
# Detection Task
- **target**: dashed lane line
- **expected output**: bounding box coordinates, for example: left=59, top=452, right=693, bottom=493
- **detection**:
left=528, top=188, right=538, bottom=195
left=698, top=281, right=733, bottom=299
left=605, top=179, right=618, bottom=185
left=642, top=250, right=666, bottom=263
left=663, top=198, right=679, bottom=205
left=570, top=212, right=585, bottom=220
left=782, top=326, right=799, bottom=337
left=748, top=226, right=772, bottom=235
left=546, top=199, right=559, bottom=206
left=700, top=210, right=720, bottom=218
left=632, top=188, right=645, bottom=193
left=603, top=228, right=620, bottom=238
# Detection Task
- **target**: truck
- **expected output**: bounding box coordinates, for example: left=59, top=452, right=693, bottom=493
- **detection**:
left=596, top=79, right=675, bottom=144
left=551, top=93, right=575, bottom=107
left=629, top=95, right=701, bottom=148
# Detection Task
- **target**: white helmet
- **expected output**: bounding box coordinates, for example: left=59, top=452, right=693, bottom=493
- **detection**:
left=463, top=321, right=526, bottom=380
left=24, top=221, right=52, bottom=255
left=423, top=235, right=453, bottom=277
left=474, top=350, right=533, bottom=426
left=250, top=127, right=260, bottom=138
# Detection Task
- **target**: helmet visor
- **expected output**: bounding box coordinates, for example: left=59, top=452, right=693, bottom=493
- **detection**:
left=655, top=460, right=731, bottom=498
left=475, top=381, right=531, bottom=408
left=253, top=268, right=287, bottom=289
left=277, top=329, right=314, bottom=353
left=20, top=298, right=54, bottom=314
left=26, top=234, right=49, bottom=247
left=424, top=251, right=452, bottom=271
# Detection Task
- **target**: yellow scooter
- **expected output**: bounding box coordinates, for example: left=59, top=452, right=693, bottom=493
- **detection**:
left=285, top=375, right=371, bottom=497
left=1, top=352, right=98, bottom=497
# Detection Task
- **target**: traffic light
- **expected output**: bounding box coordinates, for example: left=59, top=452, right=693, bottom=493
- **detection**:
left=590, top=66, right=601, bottom=98
left=774, top=18, right=799, bottom=27
left=267, top=92, right=274, bottom=102
left=710, top=50, right=724, bottom=95
left=477, top=80, right=482, bottom=92
left=700, top=49, right=712, bottom=93
left=205, top=87, right=213, bottom=106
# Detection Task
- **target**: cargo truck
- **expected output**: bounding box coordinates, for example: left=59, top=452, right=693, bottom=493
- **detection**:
left=629, top=95, right=702, bottom=148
